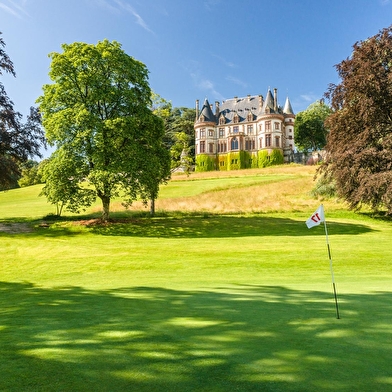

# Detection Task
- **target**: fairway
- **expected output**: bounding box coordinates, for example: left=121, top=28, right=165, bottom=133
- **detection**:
left=1, top=166, right=392, bottom=391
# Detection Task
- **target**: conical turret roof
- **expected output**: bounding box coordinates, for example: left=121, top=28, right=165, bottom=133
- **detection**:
left=198, top=98, right=215, bottom=122
left=283, top=97, right=294, bottom=115
left=261, top=89, right=275, bottom=113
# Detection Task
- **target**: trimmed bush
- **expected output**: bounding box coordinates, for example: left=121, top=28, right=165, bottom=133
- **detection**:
left=258, top=150, right=270, bottom=168
left=196, top=155, right=215, bottom=172
left=270, top=149, right=284, bottom=165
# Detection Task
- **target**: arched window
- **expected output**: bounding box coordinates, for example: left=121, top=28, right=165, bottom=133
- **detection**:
left=231, top=137, right=239, bottom=150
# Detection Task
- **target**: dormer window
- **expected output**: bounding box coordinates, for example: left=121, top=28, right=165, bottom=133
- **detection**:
left=200, top=114, right=205, bottom=122
left=219, top=115, right=225, bottom=125
left=233, top=113, right=239, bottom=123
left=247, top=112, right=253, bottom=122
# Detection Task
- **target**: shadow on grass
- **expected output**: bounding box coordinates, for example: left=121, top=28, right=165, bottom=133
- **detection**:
left=0, top=214, right=375, bottom=239
left=1, top=282, right=391, bottom=391
left=87, top=215, right=374, bottom=238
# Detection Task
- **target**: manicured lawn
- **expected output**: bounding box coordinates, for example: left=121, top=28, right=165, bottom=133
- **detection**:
left=1, top=166, right=391, bottom=391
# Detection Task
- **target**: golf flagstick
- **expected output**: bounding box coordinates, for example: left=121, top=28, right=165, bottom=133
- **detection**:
left=306, top=204, right=340, bottom=319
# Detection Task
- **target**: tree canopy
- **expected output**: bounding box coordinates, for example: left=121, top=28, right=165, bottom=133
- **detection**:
left=321, top=25, right=392, bottom=214
left=38, top=40, right=170, bottom=220
left=0, top=32, right=45, bottom=190
left=294, top=101, right=331, bottom=152
left=166, top=107, right=195, bottom=172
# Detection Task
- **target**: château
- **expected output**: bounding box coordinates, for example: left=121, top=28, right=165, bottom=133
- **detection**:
left=194, top=88, right=295, bottom=171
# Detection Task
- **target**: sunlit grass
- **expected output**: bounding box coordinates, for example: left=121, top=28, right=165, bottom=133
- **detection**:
left=0, top=165, right=391, bottom=391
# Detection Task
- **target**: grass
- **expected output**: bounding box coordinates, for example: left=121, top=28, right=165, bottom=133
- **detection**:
left=1, top=165, right=392, bottom=391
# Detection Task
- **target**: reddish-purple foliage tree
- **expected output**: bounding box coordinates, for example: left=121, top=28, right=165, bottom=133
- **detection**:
left=322, top=25, right=392, bottom=214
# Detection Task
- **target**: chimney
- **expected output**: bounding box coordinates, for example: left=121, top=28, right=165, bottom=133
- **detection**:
left=215, top=101, right=220, bottom=117
left=195, top=99, right=199, bottom=121
left=258, top=95, right=263, bottom=108
left=274, top=88, right=278, bottom=112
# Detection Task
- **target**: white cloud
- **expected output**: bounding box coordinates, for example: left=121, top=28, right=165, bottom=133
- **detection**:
left=182, top=59, right=225, bottom=101
left=114, top=0, right=154, bottom=34
left=190, top=72, right=224, bottom=101
left=93, top=0, right=154, bottom=34
left=204, top=0, right=222, bottom=11
left=0, top=0, right=29, bottom=19
left=212, top=54, right=237, bottom=68
left=291, top=92, right=321, bottom=112
left=226, top=75, right=248, bottom=88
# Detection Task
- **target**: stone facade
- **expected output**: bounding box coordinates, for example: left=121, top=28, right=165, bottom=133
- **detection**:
left=194, top=88, right=295, bottom=170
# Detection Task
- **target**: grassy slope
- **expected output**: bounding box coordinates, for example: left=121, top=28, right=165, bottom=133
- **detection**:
left=1, top=165, right=392, bottom=392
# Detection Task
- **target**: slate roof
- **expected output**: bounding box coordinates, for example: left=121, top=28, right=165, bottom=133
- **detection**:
left=218, top=95, right=260, bottom=124
left=197, top=89, right=294, bottom=124
left=283, top=96, right=294, bottom=115
left=198, top=98, right=216, bottom=122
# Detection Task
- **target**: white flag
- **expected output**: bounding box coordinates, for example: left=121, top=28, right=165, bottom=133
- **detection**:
left=306, top=205, right=325, bottom=228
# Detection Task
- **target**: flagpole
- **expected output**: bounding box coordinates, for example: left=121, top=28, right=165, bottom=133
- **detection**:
left=322, top=215, right=340, bottom=319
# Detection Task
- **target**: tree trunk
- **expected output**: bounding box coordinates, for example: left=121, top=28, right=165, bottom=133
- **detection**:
left=100, top=195, right=111, bottom=222
left=150, top=198, right=155, bottom=216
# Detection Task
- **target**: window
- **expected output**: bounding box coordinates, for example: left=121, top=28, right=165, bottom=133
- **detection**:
left=265, top=134, right=271, bottom=147
left=218, top=142, right=227, bottom=153
left=219, top=116, right=225, bottom=125
left=247, top=112, right=253, bottom=122
left=259, top=137, right=263, bottom=148
left=233, top=113, right=239, bottom=123
left=233, top=126, right=239, bottom=134
left=208, top=129, right=214, bottom=137
left=231, top=137, right=239, bottom=150
left=247, top=125, right=253, bottom=134
left=265, top=121, right=271, bottom=131
left=275, top=122, right=280, bottom=130
left=200, top=129, right=205, bottom=138
left=220, top=161, right=225, bottom=167
left=200, top=141, right=205, bottom=153
left=288, top=135, right=293, bottom=140
left=245, top=139, right=255, bottom=150
left=219, top=128, right=225, bottom=137
left=275, top=136, right=280, bottom=147
left=209, top=143, right=214, bottom=153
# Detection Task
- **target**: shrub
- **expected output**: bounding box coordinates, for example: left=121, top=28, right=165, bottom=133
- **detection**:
left=195, top=155, right=215, bottom=172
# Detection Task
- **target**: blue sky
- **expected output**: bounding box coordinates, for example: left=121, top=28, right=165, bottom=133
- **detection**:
left=1, top=0, right=392, bottom=119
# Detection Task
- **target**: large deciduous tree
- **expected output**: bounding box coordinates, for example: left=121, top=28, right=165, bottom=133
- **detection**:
left=321, top=25, right=392, bottom=214
left=0, top=32, right=45, bottom=190
left=38, top=40, right=170, bottom=221
left=294, top=101, right=331, bottom=152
